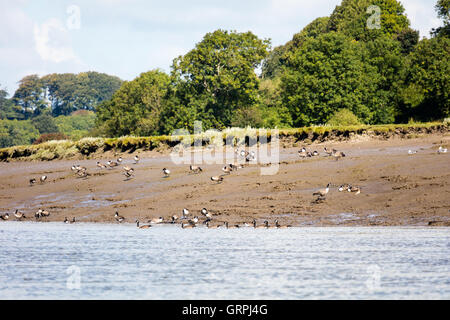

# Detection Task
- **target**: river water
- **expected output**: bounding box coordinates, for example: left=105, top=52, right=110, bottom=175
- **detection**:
left=0, top=222, right=448, bottom=299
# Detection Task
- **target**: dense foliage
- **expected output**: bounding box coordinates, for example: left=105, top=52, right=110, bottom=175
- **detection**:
left=1, top=0, right=448, bottom=144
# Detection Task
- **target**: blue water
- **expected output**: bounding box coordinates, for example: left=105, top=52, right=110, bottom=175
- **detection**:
left=0, top=222, right=449, bottom=299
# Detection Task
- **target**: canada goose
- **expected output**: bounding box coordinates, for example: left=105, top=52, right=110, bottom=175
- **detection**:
left=169, top=215, right=178, bottom=224
left=70, top=217, right=76, bottom=224
left=117, top=157, right=123, bottom=164
left=181, top=208, right=190, bottom=219
left=0, top=213, right=9, bottom=221
left=265, top=220, right=277, bottom=229
left=224, top=222, right=239, bottom=229
left=347, top=185, right=361, bottom=194
left=211, top=175, right=224, bottom=183
left=77, top=170, right=90, bottom=179
left=229, top=163, right=239, bottom=171
left=222, top=166, right=232, bottom=174
left=201, top=208, right=212, bottom=219
left=64, top=217, right=69, bottom=224
left=150, top=217, right=163, bottom=224
left=240, top=150, right=249, bottom=158
left=189, top=165, right=203, bottom=173
left=312, top=151, right=319, bottom=156
left=134, top=155, right=140, bottom=164
left=40, top=175, right=47, bottom=183
left=253, top=219, right=266, bottom=229
left=107, top=160, right=119, bottom=168
left=123, top=168, right=134, bottom=179
left=181, top=222, right=195, bottom=229
left=408, top=149, right=417, bottom=155
left=136, top=220, right=151, bottom=229
left=40, top=209, right=50, bottom=217
left=332, top=150, right=346, bottom=160
left=338, top=184, right=348, bottom=192
left=14, top=209, right=25, bottom=220
left=162, top=168, right=170, bottom=177
left=206, top=221, right=220, bottom=229
left=313, top=183, right=331, bottom=197
left=324, top=147, right=333, bottom=156
left=114, top=211, right=125, bottom=223
left=298, top=149, right=308, bottom=158
left=275, top=219, right=291, bottom=228
left=188, top=216, right=199, bottom=224
left=35, top=209, right=42, bottom=220
left=97, top=161, right=106, bottom=169
left=438, top=146, right=447, bottom=154
left=29, top=178, right=36, bottom=186
left=123, top=166, right=132, bottom=172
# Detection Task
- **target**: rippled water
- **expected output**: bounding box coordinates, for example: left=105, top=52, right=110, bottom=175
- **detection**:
left=0, top=222, right=449, bottom=299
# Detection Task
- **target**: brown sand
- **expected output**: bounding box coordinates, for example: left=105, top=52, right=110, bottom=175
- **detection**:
left=0, top=134, right=449, bottom=226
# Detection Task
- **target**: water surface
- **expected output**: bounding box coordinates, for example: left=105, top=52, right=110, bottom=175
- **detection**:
left=0, top=222, right=448, bottom=299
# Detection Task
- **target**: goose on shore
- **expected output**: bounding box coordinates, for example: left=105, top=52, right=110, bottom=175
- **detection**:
left=107, top=160, right=119, bottom=168
left=14, top=209, right=25, bottom=220
left=189, top=165, right=203, bottom=174
left=136, top=220, right=151, bottom=229
left=188, top=216, right=199, bottom=225
left=64, top=217, right=70, bottom=224
left=77, top=170, right=90, bottom=179
left=114, top=211, right=125, bottom=223
left=150, top=217, right=163, bottom=224
left=438, top=146, right=447, bottom=154
left=324, top=147, right=333, bottom=156
left=162, top=168, right=170, bottom=177
left=211, top=175, right=224, bottom=183
left=0, top=213, right=9, bottom=221
left=97, top=162, right=106, bottom=169
left=312, top=150, right=319, bottom=156
left=123, top=168, right=134, bottom=179
left=134, top=155, right=140, bottom=164
left=170, top=215, right=178, bottom=224
left=71, top=217, right=76, bottom=224
left=408, top=149, right=417, bottom=155
left=338, top=184, right=348, bottom=192
left=181, top=208, right=190, bottom=219
left=265, top=220, right=277, bottom=229
left=222, top=166, right=232, bottom=174
left=332, top=150, right=346, bottom=160
left=117, top=157, right=123, bottom=164
left=201, top=208, right=212, bottom=219
left=29, top=178, right=36, bottom=186
left=313, top=183, right=331, bottom=197
left=347, top=185, right=361, bottom=194
left=40, top=175, right=48, bottom=183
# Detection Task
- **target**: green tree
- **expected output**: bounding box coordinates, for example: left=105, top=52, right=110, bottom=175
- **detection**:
left=399, top=36, right=450, bottom=121
left=0, top=119, right=40, bottom=147
left=96, top=70, right=171, bottom=137
left=31, top=114, right=59, bottom=134
left=172, top=29, right=270, bottom=128
left=13, top=75, right=47, bottom=118
left=433, top=0, right=450, bottom=37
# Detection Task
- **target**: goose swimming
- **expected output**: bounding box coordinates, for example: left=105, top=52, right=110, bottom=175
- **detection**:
left=150, top=217, right=164, bottom=224
left=253, top=219, right=266, bottom=229
left=181, top=222, right=195, bottom=229
left=275, top=219, right=291, bottom=229
left=224, top=221, right=239, bottom=229
left=206, top=221, right=220, bottom=229
left=136, top=220, right=151, bottom=229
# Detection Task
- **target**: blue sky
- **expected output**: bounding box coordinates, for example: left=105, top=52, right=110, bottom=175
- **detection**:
left=0, top=0, right=442, bottom=95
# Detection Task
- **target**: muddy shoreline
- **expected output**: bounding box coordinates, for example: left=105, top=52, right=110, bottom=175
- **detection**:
left=0, top=134, right=449, bottom=227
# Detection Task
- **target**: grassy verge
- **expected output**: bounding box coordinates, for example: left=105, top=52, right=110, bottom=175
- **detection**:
left=0, top=122, right=448, bottom=162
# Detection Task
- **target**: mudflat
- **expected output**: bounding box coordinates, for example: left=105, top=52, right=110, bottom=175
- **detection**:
left=1, top=134, right=449, bottom=226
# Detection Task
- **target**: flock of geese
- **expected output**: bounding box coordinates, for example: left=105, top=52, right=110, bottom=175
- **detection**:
left=2, top=144, right=447, bottom=228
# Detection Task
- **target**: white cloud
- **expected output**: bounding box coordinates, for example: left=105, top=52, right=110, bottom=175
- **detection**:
left=33, top=18, right=79, bottom=63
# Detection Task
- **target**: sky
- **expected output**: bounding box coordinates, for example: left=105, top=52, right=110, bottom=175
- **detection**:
left=0, top=0, right=442, bottom=95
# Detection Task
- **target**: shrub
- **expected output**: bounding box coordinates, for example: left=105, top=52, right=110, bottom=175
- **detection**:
left=327, top=109, right=362, bottom=126
left=33, top=132, right=69, bottom=145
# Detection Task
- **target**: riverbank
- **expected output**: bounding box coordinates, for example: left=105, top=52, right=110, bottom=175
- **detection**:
left=0, top=132, right=449, bottom=226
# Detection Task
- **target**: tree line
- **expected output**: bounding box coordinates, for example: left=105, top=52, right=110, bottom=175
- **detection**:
left=1, top=0, right=449, bottom=146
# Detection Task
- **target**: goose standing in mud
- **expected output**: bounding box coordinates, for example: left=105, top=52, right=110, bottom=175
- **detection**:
left=313, top=183, right=331, bottom=198
left=114, top=211, right=125, bottom=223
left=181, top=208, right=190, bottom=219
left=29, top=178, right=36, bottom=186
left=136, top=220, right=151, bottom=229
left=298, top=147, right=308, bottom=158
left=222, top=166, right=232, bottom=174
left=211, top=175, right=224, bottom=183
left=189, top=165, right=203, bottom=174
left=188, top=216, right=199, bottom=225
left=123, top=167, right=134, bottom=179
left=312, top=150, right=319, bottom=156
left=324, top=147, right=333, bottom=156
left=0, top=213, right=9, bottom=221
left=347, top=185, right=361, bottom=195
left=107, top=160, right=119, bottom=169
left=201, top=208, right=212, bottom=219
left=408, top=149, right=417, bottom=155
left=438, top=146, right=447, bottom=154
left=64, top=217, right=70, bottom=224
left=134, top=155, right=140, bottom=164
left=77, top=170, right=90, bottom=179
left=40, top=175, right=48, bottom=183
left=170, top=215, right=178, bottom=224
left=338, top=184, right=348, bottom=192
left=162, top=168, right=170, bottom=177
left=117, top=157, right=123, bottom=164
left=14, top=209, right=25, bottom=221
